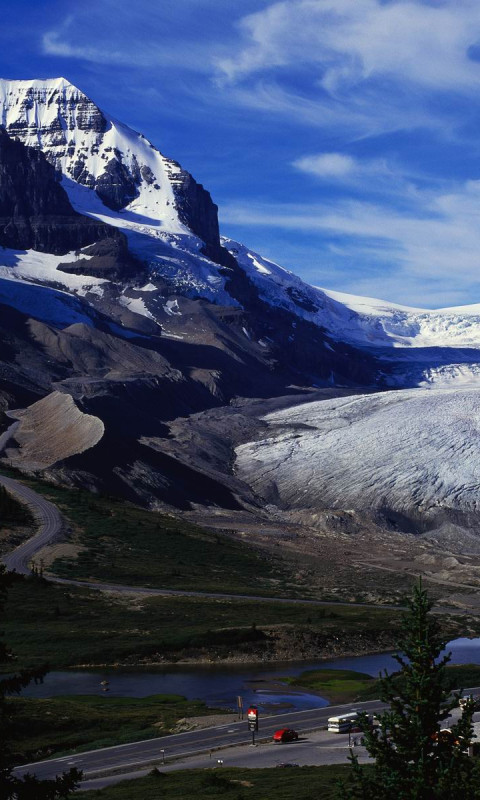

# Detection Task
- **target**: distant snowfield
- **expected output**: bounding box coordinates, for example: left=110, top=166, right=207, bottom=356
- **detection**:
left=235, top=387, right=480, bottom=522
left=321, top=287, right=480, bottom=349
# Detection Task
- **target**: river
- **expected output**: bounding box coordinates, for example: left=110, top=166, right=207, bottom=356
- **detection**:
left=20, top=637, right=480, bottom=714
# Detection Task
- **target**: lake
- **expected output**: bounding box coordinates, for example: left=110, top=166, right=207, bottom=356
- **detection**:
left=20, top=637, right=480, bottom=713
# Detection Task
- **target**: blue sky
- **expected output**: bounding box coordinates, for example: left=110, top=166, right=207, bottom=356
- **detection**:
left=3, top=0, right=480, bottom=307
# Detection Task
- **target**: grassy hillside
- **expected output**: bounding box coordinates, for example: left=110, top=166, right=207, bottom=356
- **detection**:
left=285, top=668, right=375, bottom=703
left=3, top=575, right=405, bottom=670
left=0, top=468, right=292, bottom=595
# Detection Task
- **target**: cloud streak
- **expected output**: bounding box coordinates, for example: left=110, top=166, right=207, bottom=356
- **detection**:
left=41, top=1, right=229, bottom=72
left=221, top=176, right=480, bottom=306
left=217, top=0, right=480, bottom=92
left=211, top=0, right=480, bottom=140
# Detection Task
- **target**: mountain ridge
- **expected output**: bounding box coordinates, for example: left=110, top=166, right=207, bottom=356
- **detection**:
left=0, top=77, right=480, bottom=514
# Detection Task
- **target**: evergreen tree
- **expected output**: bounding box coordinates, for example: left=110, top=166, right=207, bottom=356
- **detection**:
left=0, top=565, right=81, bottom=798
left=340, top=581, right=479, bottom=799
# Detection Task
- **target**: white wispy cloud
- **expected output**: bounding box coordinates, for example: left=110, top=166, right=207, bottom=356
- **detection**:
left=41, top=0, right=478, bottom=139
left=221, top=177, right=480, bottom=306
left=292, top=152, right=399, bottom=184
left=41, top=2, right=225, bottom=72
left=36, top=0, right=480, bottom=305
left=212, top=0, right=480, bottom=139
left=217, top=0, right=480, bottom=92
left=293, top=153, right=357, bottom=179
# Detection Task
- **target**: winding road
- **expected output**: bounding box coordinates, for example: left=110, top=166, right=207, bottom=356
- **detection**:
left=0, top=421, right=468, bottom=611
left=0, top=422, right=64, bottom=575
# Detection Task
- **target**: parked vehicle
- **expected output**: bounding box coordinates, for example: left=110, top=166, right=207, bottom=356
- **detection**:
left=273, top=728, right=299, bottom=743
left=327, top=711, right=371, bottom=733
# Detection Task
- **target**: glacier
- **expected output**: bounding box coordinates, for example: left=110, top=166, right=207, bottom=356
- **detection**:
left=235, top=386, right=480, bottom=529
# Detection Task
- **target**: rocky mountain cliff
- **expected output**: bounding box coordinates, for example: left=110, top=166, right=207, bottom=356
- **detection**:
left=0, top=127, right=125, bottom=254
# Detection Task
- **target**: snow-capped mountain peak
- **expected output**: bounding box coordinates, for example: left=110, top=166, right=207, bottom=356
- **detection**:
left=0, top=77, right=220, bottom=246
left=4, top=77, right=480, bottom=389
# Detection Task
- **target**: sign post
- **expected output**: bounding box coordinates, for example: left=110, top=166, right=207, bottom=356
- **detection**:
left=247, top=705, right=259, bottom=746
left=237, top=695, right=243, bottom=720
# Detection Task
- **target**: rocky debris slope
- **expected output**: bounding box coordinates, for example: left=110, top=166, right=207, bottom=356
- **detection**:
left=123, top=625, right=399, bottom=666
left=5, top=391, right=104, bottom=470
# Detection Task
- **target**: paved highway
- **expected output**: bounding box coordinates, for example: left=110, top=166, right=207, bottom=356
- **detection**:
left=81, top=728, right=374, bottom=791
left=48, top=574, right=408, bottom=607
left=16, top=694, right=480, bottom=786
left=2, top=415, right=478, bottom=791
left=0, top=473, right=64, bottom=575
left=13, top=698, right=388, bottom=783
left=0, top=420, right=65, bottom=575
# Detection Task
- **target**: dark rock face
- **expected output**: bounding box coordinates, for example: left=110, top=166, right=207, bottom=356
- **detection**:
left=170, top=164, right=219, bottom=247
left=222, top=244, right=377, bottom=387
left=5, top=84, right=108, bottom=165
left=286, top=286, right=320, bottom=313
left=0, top=81, right=138, bottom=210
left=58, top=237, right=144, bottom=281
left=95, top=154, right=140, bottom=211
left=0, top=128, right=124, bottom=255
left=163, top=156, right=233, bottom=267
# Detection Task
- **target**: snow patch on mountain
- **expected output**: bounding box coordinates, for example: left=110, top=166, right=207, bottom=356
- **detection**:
left=119, top=293, right=155, bottom=321
left=63, top=179, right=233, bottom=304
left=4, top=78, right=480, bottom=388
left=0, top=77, right=183, bottom=233
left=419, top=364, right=480, bottom=387
left=226, top=238, right=480, bottom=354
left=0, top=247, right=105, bottom=293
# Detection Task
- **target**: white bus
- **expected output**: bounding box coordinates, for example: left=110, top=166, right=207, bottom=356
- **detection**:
left=327, top=711, right=369, bottom=733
